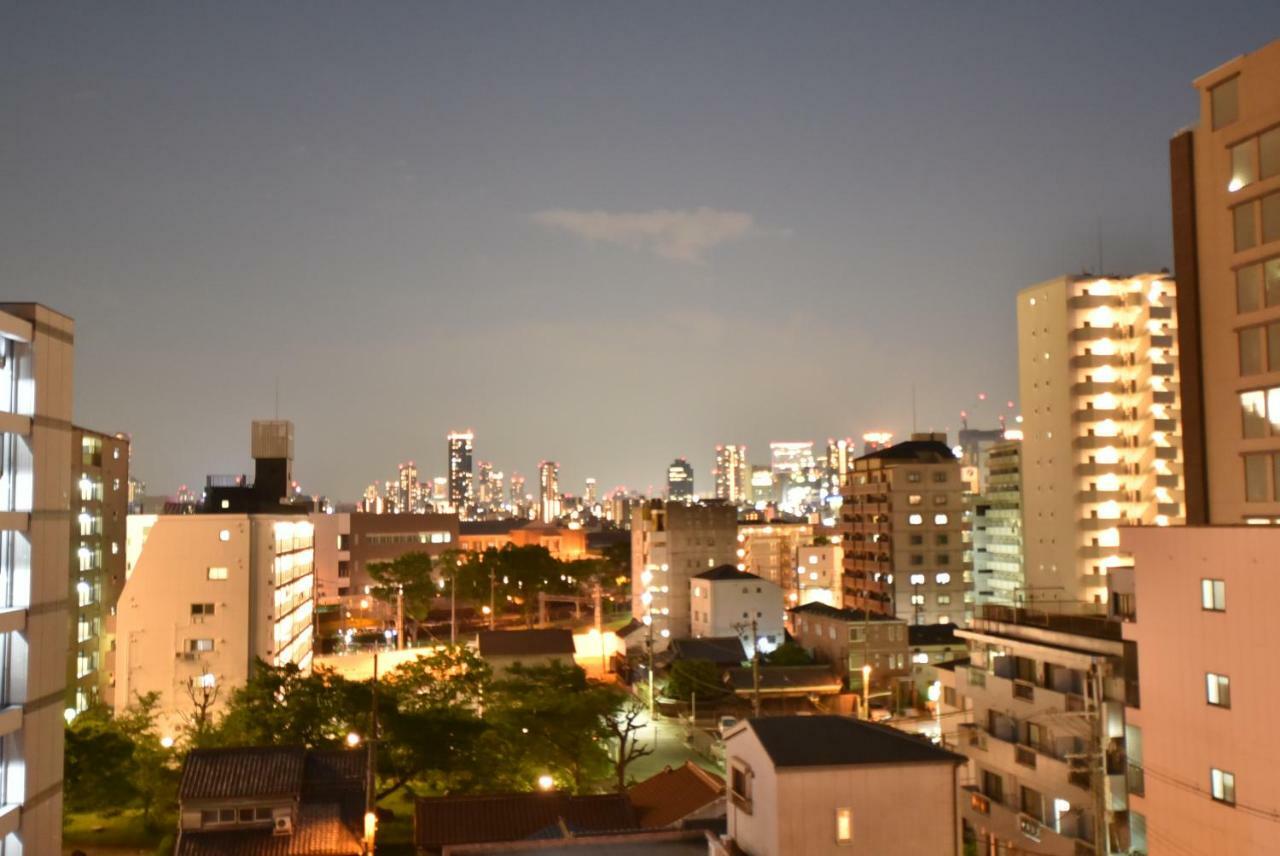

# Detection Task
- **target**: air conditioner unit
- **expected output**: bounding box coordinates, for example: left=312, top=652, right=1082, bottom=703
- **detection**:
left=273, top=815, right=293, bottom=836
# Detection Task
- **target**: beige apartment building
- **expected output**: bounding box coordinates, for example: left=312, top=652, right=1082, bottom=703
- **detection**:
left=117, top=514, right=315, bottom=735
left=311, top=510, right=459, bottom=603
left=631, top=500, right=737, bottom=643
left=1017, top=274, right=1184, bottom=609
left=841, top=433, right=970, bottom=625
left=735, top=518, right=811, bottom=601
left=0, top=304, right=74, bottom=851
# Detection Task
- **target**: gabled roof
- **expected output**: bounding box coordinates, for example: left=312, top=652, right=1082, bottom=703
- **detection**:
left=693, top=565, right=760, bottom=582
left=857, top=439, right=956, bottom=464
left=669, top=637, right=746, bottom=666
left=790, top=602, right=901, bottom=623
left=724, top=666, right=842, bottom=693
left=179, top=747, right=306, bottom=801
left=414, top=793, right=638, bottom=849
left=477, top=629, right=576, bottom=657
left=176, top=803, right=363, bottom=856
left=627, top=763, right=725, bottom=829
left=738, top=716, right=965, bottom=768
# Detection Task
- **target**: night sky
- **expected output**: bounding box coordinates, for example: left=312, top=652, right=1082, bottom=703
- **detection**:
left=5, top=3, right=1280, bottom=500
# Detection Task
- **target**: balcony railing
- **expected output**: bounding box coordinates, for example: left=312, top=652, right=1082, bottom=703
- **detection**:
left=1013, top=680, right=1035, bottom=702
left=1015, top=745, right=1037, bottom=769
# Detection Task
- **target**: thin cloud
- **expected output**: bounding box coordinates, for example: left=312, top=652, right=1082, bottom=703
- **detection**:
left=531, top=207, right=759, bottom=263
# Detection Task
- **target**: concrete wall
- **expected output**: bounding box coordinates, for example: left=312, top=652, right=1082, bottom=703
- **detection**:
left=690, top=576, right=785, bottom=655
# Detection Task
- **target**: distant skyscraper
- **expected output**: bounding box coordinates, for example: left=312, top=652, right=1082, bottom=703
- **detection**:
left=476, top=460, right=496, bottom=514
left=539, top=461, right=560, bottom=522
left=667, top=458, right=695, bottom=501
left=770, top=442, right=818, bottom=514
left=510, top=472, right=526, bottom=516
left=750, top=466, right=776, bottom=506
left=825, top=437, right=855, bottom=492
left=447, top=431, right=474, bottom=516
left=861, top=431, right=894, bottom=456
left=584, top=477, right=598, bottom=508
left=431, top=477, right=448, bottom=508
left=398, top=461, right=419, bottom=513
left=714, top=444, right=749, bottom=503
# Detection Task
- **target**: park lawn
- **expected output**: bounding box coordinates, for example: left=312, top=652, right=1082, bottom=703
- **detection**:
left=64, top=808, right=173, bottom=849
left=374, top=787, right=418, bottom=856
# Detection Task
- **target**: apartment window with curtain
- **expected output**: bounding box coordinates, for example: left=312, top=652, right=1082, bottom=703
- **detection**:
left=1211, top=768, right=1236, bottom=805
left=1206, top=673, right=1231, bottom=708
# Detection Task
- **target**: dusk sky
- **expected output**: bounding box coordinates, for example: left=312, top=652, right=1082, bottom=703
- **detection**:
left=6, top=2, right=1280, bottom=500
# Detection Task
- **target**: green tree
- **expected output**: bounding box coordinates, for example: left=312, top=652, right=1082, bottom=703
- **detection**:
left=65, top=704, right=141, bottom=811
left=114, top=694, right=181, bottom=826
left=367, top=551, right=436, bottom=643
left=665, top=659, right=729, bottom=703
left=764, top=641, right=813, bottom=666
left=217, top=662, right=365, bottom=748
left=603, top=699, right=653, bottom=792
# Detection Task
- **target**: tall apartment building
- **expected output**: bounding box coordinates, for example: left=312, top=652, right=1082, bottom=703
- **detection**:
left=841, top=434, right=970, bottom=625
left=67, top=427, right=129, bottom=715
left=117, top=514, right=316, bottom=734
left=0, top=304, right=74, bottom=851
left=538, top=461, right=560, bottom=523
left=736, top=519, right=812, bottom=602
left=1018, top=273, right=1184, bottom=609
left=667, top=457, right=695, bottom=502
left=954, top=608, right=1137, bottom=856
left=713, top=444, right=749, bottom=504
left=970, top=439, right=1024, bottom=607
left=447, top=431, right=474, bottom=517
left=630, top=500, right=737, bottom=642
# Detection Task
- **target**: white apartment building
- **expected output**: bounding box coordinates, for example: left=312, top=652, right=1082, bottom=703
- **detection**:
left=117, top=514, right=315, bottom=735
left=971, top=439, right=1024, bottom=607
left=689, top=567, right=785, bottom=657
left=0, top=304, right=74, bottom=852
left=954, top=606, right=1136, bottom=855
left=631, top=500, right=737, bottom=644
left=795, top=543, right=840, bottom=606
left=1018, top=274, right=1184, bottom=608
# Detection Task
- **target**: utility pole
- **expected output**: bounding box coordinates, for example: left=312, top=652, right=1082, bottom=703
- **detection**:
left=645, top=618, right=655, bottom=720
left=593, top=582, right=605, bottom=674
left=450, top=562, right=457, bottom=645
left=862, top=605, right=871, bottom=720
left=395, top=586, right=404, bottom=651
left=489, top=567, right=496, bottom=629
left=364, top=652, right=379, bottom=855
left=751, top=617, right=761, bottom=718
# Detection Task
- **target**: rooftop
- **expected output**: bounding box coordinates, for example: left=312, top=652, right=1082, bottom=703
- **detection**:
left=693, top=565, right=761, bottom=582
left=415, top=793, right=638, bottom=850
left=669, top=637, right=746, bottom=666
left=738, top=716, right=965, bottom=768
left=791, top=602, right=902, bottom=623
left=439, top=829, right=715, bottom=855
left=627, top=763, right=724, bottom=829
left=477, top=629, right=576, bottom=657
left=724, top=665, right=842, bottom=694
left=176, top=803, right=363, bottom=856
left=856, top=439, right=956, bottom=465
left=179, top=747, right=306, bottom=801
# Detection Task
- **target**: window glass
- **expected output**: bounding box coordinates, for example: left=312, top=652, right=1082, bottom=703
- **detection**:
left=1245, top=453, right=1269, bottom=502
left=1211, top=768, right=1236, bottom=804
left=1269, top=323, right=1280, bottom=371
left=1238, top=264, right=1262, bottom=312
left=908, top=514, right=922, bottom=526
left=1212, top=78, right=1239, bottom=130
left=1262, top=126, right=1280, bottom=180
left=1206, top=673, right=1231, bottom=708
left=1241, top=391, right=1268, bottom=438
left=1230, top=140, right=1257, bottom=191
left=1267, top=259, right=1280, bottom=307
left=1202, top=578, right=1226, bottom=611
left=1270, top=389, right=1280, bottom=436
left=1263, top=194, right=1280, bottom=245
left=836, top=807, right=853, bottom=844
left=934, top=513, right=949, bottom=525
left=1235, top=203, right=1256, bottom=252
left=1240, top=327, right=1265, bottom=375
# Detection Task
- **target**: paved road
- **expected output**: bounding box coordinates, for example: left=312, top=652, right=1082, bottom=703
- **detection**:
left=625, top=714, right=724, bottom=784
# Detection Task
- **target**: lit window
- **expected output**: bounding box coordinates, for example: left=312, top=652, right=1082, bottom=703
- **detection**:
left=1211, top=768, right=1236, bottom=805
left=908, top=494, right=923, bottom=506
left=1211, top=77, right=1238, bottom=130
left=934, top=513, right=949, bottom=525
left=1229, top=139, right=1257, bottom=192
left=910, top=595, right=924, bottom=605
left=912, top=652, right=929, bottom=664
left=188, top=638, right=215, bottom=653
left=1207, top=673, right=1231, bottom=708
left=220, top=499, right=230, bottom=509
left=936, top=572, right=951, bottom=585
left=908, top=514, right=923, bottom=526
left=208, top=566, right=228, bottom=580
left=1201, top=579, right=1226, bottom=611
left=219, top=529, right=231, bottom=542
left=937, top=594, right=952, bottom=605
left=836, top=807, right=853, bottom=844
left=909, top=574, right=925, bottom=586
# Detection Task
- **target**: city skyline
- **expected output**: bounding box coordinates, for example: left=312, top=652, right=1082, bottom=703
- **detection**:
left=8, top=3, right=1280, bottom=501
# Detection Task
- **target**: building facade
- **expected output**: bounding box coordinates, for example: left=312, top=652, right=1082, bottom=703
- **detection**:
left=841, top=434, right=970, bottom=625
left=713, top=444, right=749, bottom=504
left=310, top=511, right=459, bottom=602
left=667, top=458, right=694, bottom=502
left=538, top=461, right=560, bottom=523
left=117, top=514, right=316, bottom=734
left=630, top=501, right=737, bottom=643
left=0, top=304, right=75, bottom=851
left=1018, top=274, right=1184, bottom=608
left=789, top=602, right=907, bottom=699
left=447, top=431, right=474, bottom=517
left=970, top=439, right=1024, bottom=607
left=689, top=567, right=785, bottom=657
left=67, top=426, right=129, bottom=714
left=795, top=542, right=841, bottom=606
left=735, top=519, right=812, bottom=603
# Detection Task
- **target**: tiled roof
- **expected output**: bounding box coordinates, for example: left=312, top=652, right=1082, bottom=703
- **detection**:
left=724, top=666, right=843, bottom=693
left=790, top=602, right=902, bottom=623
left=477, top=629, right=576, bottom=657
left=693, top=565, right=761, bottom=582
left=857, top=439, right=956, bottom=463
left=739, top=716, right=965, bottom=768
left=627, top=763, right=724, bottom=828
left=414, top=793, right=638, bottom=849
left=180, top=747, right=307, bottom=801
left=669, top=637, right=745, bottom=666
left=176, top=803, right=363, bottom=856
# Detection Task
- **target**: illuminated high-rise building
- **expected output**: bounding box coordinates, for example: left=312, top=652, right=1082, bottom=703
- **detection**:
left=539, top=461, right=560, bottom=522
left=861, top=431, right=894, bottom=456
left=447, top=431, right=475, bottom=517
left=713, top=444, right=749, bottom=504
left=584, top=477, right=598, bottom=508
left=667, top=457, right=695, bottom=502
left=770, top=441, right=819, bottom=514
left=825, top=438, right=855, bottom=489
left=362, top=483, right=379, bottom=513
left=1018, top=273, right=1184, bottom=607
left=476, top=460, right=497, bottom=515
left=397, top=460, right=419, bottom=513
left=510, top=473, right=526, bottom=516
left=750, top=466, right=776, bottom=506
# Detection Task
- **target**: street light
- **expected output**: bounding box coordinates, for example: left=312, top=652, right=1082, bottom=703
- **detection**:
left=346, top=732, right=362, bottom=747
left=537, top=774, right=554, bottom=791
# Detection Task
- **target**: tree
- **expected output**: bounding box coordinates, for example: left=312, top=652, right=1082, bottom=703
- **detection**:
left=367, top=551, right=436, bottom=643
left=179, top=668, right=222, bottom=749
left=764, top=641, right=813, bottom=666
left=665, top=659, right=728, bottom=703
left=603, top=699, right=653, bottom=792
left=217, top=662, right=364, bottom=749
left=114, top=694, right=181, bottom=826
left=65, top=704, right=141, bottom=812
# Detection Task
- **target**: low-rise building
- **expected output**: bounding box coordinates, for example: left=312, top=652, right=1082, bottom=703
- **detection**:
left=414, top=793, right=638, bottom=854
left=794, top=542, right=841, bottom=606
left=954, top=605, right=1136, bottom=855
left=459, top=520, right=589, bottom=561
left=789, top=601, right=907, bottom=702
left=689, top=566, right=785, bottom=657
left=175, top=746, right=366, bottom=855
left=627, top=762, right=725, bottom=829
left=724, top=666, right=843, bottom=713
left=311, top=510, right=459, bottom=603
left=723, top=716, right=964, bottom=855
left=476, top=629, right=576, bottom=677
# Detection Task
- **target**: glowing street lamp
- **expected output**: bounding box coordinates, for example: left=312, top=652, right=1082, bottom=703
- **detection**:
left=346, top=732, right=362, bottom=747
left=537, top=774, right=554, bottom=791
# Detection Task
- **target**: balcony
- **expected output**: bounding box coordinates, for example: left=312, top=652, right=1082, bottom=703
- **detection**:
left=1149, top=305, right=1172, bottom=319
left=1153, top=389, right=1176, bottom=405
left=1068, top=294, right=1122, bottom=309
left=1015, top=745, right=1037, bottom=768
left=1073, top=408, right=1123, bottom=423
left=1012, top=680, right=1036, bottom=702
left=1071, top=381, right=1126, bottom=396
left=1070, top=325, right=1119, bottom=342
left=961, top=786, right=1083, bottom=856
left=1070, top=354, right=1120, bottom=369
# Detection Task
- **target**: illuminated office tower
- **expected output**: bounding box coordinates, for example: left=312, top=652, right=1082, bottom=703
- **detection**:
left=825, top=437, right=855, bottom=489
left=667, top=458, right=695, bottom=502
left=1018, top=273, right=1184, bottom=607
left=398, top=460, right=419, bottom=513
left=713, top=444, right=749, bottom=504
left=770, top=441, right=818, bottom=514
left=362, top=483, right=378, bottom=512
left=584, top=477, right=598, bottom=509
left=476, top=461, right=501, bottom=517
left=0, top=304, right=74, bottom=851
left=382, top=480, right=398, bottom=513
left=509, top=473, right=526, bottom=517
left=861, top=431, right=894, bottom=456
left=447, top=431, right=475, bottom=517
left=769, top=441, right=815, bottom=478
left=539, top=461, right=560, bottom=522
left=750, top=466, right=776, bottom=506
